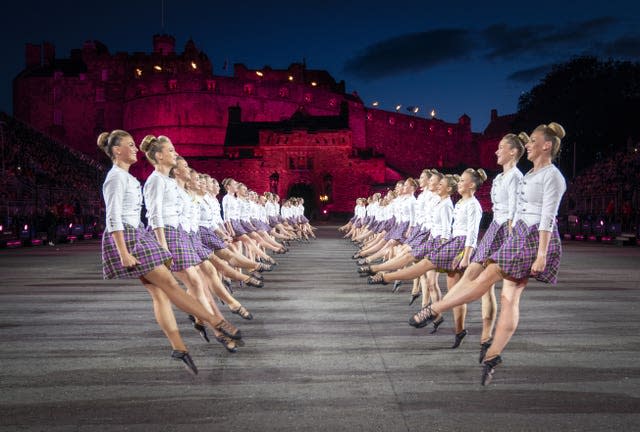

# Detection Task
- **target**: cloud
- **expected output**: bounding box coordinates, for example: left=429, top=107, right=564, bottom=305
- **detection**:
left=343, top=16, right=633, bottom=81
left=483, top=17, right=619, bottom=60
left=507, top=64, right=555, bottom=83
left=343, top=29, right=476, bottom=79
left=604, top=35, right=640, bottom=58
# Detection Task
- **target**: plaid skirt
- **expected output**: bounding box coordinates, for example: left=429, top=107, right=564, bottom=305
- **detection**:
left=188, top=231, right=213, bottom=261
left=251, top=219, right=272, bottom=232
left=241, top=220, right=256, bottom=233
left=408, top=228, right=431, bottom=259
left=164, top=225, right=202, bottom=272
left=268, top=216, right=280, bottom=227
left=428, top=235, right=467, bottom=273
left=199, top=226, right=228, bottom=251
left=473, top=220, right=509, bottom=264
left=489, top=220, right=562, bottom=284
left=102, top=224, right=172, bottom=280
left=385, top=221, right=409, bottom=241
left=300, top=215, right=309, bottom=224
left=231, top=219, right=248, bottom=236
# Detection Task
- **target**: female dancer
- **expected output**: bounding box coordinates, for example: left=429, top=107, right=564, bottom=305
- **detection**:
left=141, top=136, right=237, bottom=348
left=444, top=133, right=526, bottom=362
left=99, top=129, right=240, bottom=375
left=409, top=123, right=566, bottom=385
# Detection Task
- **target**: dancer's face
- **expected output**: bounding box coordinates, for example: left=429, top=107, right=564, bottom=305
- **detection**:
left=495, top=139, right=515, bottom=167
left=526, top=131, right=550, bottom=162
left=457, top=172, right=474, bottom=195
left=157, top=140, right=177, bottom=168
left=115, top=135, right=138, bottom=164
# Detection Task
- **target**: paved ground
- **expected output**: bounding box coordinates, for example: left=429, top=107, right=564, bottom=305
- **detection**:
left=1, top=225, right=639, bottom=431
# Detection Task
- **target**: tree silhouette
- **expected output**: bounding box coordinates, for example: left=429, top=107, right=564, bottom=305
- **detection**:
left=513, top=56, right=640, bottom=178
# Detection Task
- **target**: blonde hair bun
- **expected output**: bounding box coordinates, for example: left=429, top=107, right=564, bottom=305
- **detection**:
left=548, top=122, right=565, bottom=139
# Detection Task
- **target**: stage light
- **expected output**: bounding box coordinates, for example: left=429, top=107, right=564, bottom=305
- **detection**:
left=23, top=224, right=28, bottom=231
left=431, top=109, right=436, bottom=118
left=256, top=71, right=264, bottom=77
left=372, top=101, right=379, bottom=107
left=395, top=104, right=401, bottom=111
left=191, top=62, right=197, bottom=69
left=288, top=75, right=294, bottom=81
left=0, top=224, right=3, bottom=232
left=323, top=210, right=327, bottom=214
left=413, top=107, right=419, bottom=114
left=69, top=223, right=73, bottom=228
left=154, top=65, right=162, bottom=71
left=311, top=81, right=317, bottom=86
left=135, top=68, right=142, bottom=77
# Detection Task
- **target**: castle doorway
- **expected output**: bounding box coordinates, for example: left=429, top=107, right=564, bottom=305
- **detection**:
left=287, top=182, right=317, bottom=220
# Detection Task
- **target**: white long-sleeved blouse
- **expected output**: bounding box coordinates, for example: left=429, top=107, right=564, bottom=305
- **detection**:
left=491, top=167, right=524, bottom=225
left=430, top=197, right=454, bottom=240
left=143, top=171, right=181, bottom=229
left=514, top=164, right=566, bottom=232
left=451, top=197, right=483, bottom=248
left=103, top=165, right=143, bottom=232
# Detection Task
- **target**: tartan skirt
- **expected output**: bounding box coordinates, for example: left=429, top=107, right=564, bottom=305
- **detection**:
left=300, top=215, right=309, bottom=224
left=385, top=221, right=410, bottom=241
left=188, top=231, right=213, bottom=261
left=408, top=228, right=431, bottom=259
left=268, top=216, right=279, bottom=227
left=231, top=219, right=248, bottom=236
left=164, top=225, right=202, bottom=272
left=199, top=226, right=228, bottom=251
left=428, top=235, right=467, bottom=273
left=241, top=220, right=256, bottom=233
left=251, top=219, right=272, bottom=232
left=102, top=224, right=172, bottom=280
left=473, top=220, right=509, bottom=264
left=489, top=220, right=562, bottom=284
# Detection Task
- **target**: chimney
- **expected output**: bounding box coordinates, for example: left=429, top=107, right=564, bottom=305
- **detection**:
left=490, top=109, right=498, bottom=122
left=42, top=42, right=55, bottom=66
left=25, top=43, right=41, bottom=68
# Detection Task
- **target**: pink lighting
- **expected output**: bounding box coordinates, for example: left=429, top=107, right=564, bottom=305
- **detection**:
left=23, top=224, right=28, bottom=231
left=322, top=210, right=327, bottom=214
left=69, top=223, right=73, bottom=228
left=0, top=225, right=3, bottom=232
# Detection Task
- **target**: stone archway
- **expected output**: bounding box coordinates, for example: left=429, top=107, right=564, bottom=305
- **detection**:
left=287, top=182, right=317, bottom=220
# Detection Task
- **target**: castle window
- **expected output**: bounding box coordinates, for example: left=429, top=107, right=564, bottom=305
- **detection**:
left=135, top=68, right=143, bottom=78
left=278, top=87, right=289, bottom=98
left=328, top=98, right=337, bottom=107
left=304, top=93, right=312, bottom=103
left=409, top=121, right=415, bottom=129
left=206, top=80, right=216, bottom=91
left=447, top=127, right=453, bottom=135
left=388, top=116, right=395, bottom=125
left=53, top=109, right=63, bottom=125
left=79, top=73, right=86, bottom=81
left=366, top=112, right=373, bottom=121
left=95, top=109, right=105, bottom=130
left=95, top=87, right=105, bottom=102
left=243, top=83, right=254, bottom=95
left=168, top=79, right=178, bottom=90
left=101, top=69, right=109, bottom=81
left=53, top=71, right=63, bottom=80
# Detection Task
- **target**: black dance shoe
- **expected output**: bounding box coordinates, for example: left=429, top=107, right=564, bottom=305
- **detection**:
left=451, top=329, right=467, bottom=349
left=409, top=305, right=436, bottom=328
left=256, top=262, right=273, bottom=272
left=392, top=280, right=402, bottom=293
left=358, top=265, right=374, bottom=276
left=244, top=277, right=264, bottom=288
left=367, top=273, right=388, bottom=285
left=231, top=305, right=254, bottom=321
left=481, top=355, right=502, bottom=386
left=429, top=316, right=445, bottom=334
left=479, top=338, right=493, bottom=364
left=214, top=334, right=238, bottom=353
left=193, top=322, right=210, bottom=343
left=356, top=258, right=368, bottom=266
left=352, top=252, right=362, bottom=260
left=171, top=350, right=198, bottom=375
left=409, top=292, right=421, bottom=306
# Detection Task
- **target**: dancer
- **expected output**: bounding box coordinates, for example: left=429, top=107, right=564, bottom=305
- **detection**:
left=445, top=132, right=526, bottom=362
left=408, top=122, right=566, bottom=385
left=98, top=129, right=240, bottom=375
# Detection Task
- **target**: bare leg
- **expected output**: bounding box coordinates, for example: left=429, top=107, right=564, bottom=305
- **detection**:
left=484, top=279, right=527, bottom=360
left=175, top=267, right=217, bottom=316
left=143, top=282, right=187, bottom=351
left=379, top=258, right=436, bottom=282
left=430, top=264, right=503, bottom=315
left=198, top=261, right=242, bottom=310
left=481, top=285, right=497, bottom=342
left=370, top=252, right=414, bottom=273
left=448, top=273, right=465, bottom=333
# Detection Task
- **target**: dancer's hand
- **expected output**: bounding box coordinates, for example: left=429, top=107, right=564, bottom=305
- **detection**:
left=120, top=252, right=141, bottom=268
left=530, top=254, right=546, bottom=275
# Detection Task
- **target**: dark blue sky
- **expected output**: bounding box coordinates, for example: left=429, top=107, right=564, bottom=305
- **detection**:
left=1, top=0, right=639, bottom=131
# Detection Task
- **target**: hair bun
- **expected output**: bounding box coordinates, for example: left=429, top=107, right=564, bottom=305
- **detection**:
left=547, top=122, right=565, bottom=139
left=97, top=131, right=109, bottom=151
left=517, top=132, right=530, bottom=144
left=477, top=168, right=487, bottom=182
left=140, top=135, right=157, bottom=153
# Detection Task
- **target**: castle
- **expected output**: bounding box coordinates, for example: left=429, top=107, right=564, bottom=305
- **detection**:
left=13, top=35, right=509, bottom=216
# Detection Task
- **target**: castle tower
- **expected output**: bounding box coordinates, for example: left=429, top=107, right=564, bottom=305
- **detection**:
left=153, top=34, right=175, bottom=55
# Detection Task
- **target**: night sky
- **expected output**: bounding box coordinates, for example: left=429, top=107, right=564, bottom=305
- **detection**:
left=1, top=0, right=639, bottom=131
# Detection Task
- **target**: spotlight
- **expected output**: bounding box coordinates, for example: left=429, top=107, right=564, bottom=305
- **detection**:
left=256, top=71, right=264, bottom=77
left=153, top=65, right=162, bottom=71
left=372, top=101, right=379, bottom=107
left=395, top=104, right=401, bottom=111
left=191, top=62, right=197, bottom=69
